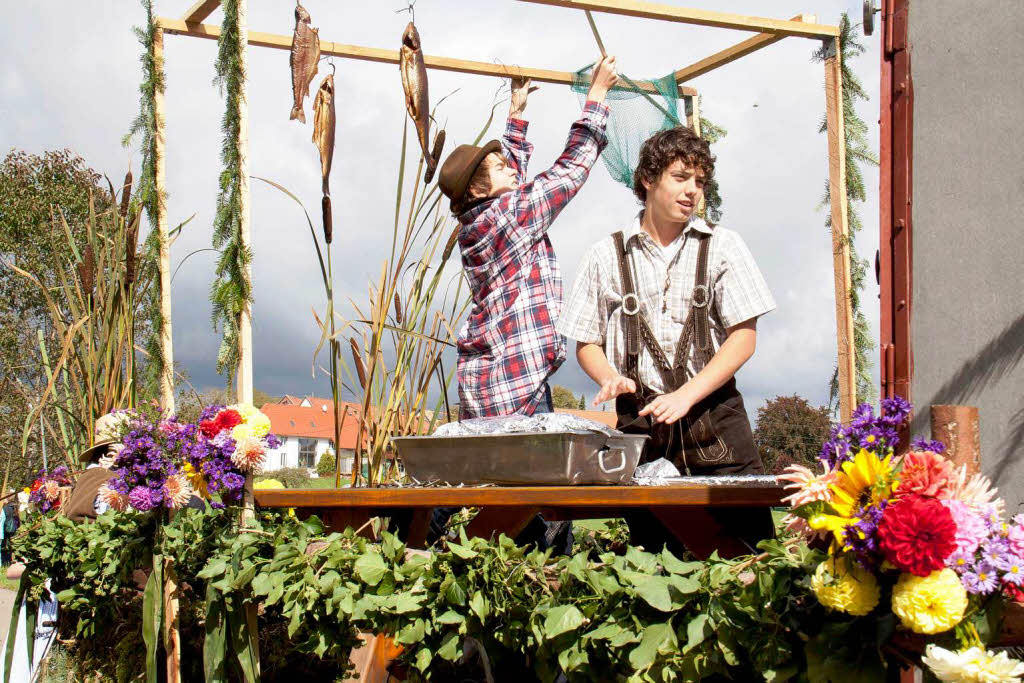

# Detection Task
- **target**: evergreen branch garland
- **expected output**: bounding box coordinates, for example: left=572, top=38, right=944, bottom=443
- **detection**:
left=124, top=0, right=167, bottom=400
left=814, top=14, right=879, bottom=410
left=699, top=115, right=727, bottom=224
left=210, top=0, right=250, bottom=385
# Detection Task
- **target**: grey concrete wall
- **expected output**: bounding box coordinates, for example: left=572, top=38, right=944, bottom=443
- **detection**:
left=909, top=1, right=1024, bottom=512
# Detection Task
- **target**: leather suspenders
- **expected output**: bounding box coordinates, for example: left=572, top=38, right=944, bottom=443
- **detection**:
left=612, top=230, right=712, bottom=389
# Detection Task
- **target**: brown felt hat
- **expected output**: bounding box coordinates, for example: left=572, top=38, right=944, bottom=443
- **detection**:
left=438, top=140, right=502, bottom=214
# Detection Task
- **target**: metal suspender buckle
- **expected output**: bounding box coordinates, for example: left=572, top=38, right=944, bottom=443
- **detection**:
left=622, top=293, right=641, bottom=316
left=691, top=284, right=710, bottom=308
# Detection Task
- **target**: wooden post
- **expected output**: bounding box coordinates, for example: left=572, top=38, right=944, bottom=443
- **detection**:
left=154, top=28, right=175, bottom=416
left=235, top=0, right=253, bottom=409
left=823, top=36, right=856, bottom=424
left=930, top=405, right=982, bottom=476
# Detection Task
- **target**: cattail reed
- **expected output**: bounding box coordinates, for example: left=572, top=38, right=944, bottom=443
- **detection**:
left=429, top=129, right=446, bottom=169
left=441, top=225, right=459, bottom=262
left=78, top=244, right=95, bottom=297
left=394, top=292, right=403, bottom=325
left=321, top=195, right=333, bottom=244
left=350, top=337, right=367, bottom=389
left=119, top=170, right=133, bottom=221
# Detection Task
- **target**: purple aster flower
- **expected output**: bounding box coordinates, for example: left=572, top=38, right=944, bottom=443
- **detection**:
left=1003, top=557, right=1024, bottom=586
left=128, top=486, right=156, bottom=512
left=963, top=562, right=1000, bottom=594
left=843, top=502, right=887, bottom=569
left=910, top=438, right=947, bottom=454
left=980, top=539, right=1015, bottom=571
left=265, top=433, right=281, bottom=449
left=946, top=549, right=975, bottom=575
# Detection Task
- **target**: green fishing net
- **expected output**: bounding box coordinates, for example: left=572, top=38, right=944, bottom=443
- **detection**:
left=572, top=64, right=724, bottom=222
left=571, top=63, right=688, bottom=189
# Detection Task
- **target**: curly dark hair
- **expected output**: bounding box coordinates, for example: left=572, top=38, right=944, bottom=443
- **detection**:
left=632, top=126, right=715, bottom=205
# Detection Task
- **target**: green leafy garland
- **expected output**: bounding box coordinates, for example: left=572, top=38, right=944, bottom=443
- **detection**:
left=124, top=0, right=167, bottom=399
left=699, top=115, right=727, bottom=224
left=11, top=507, right=899, bottom=682
left=210, top=0, right=250, bottom=385
left=815, top=14, right=879, bottom=409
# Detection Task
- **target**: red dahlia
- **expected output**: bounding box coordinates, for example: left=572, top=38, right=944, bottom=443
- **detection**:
left=215, top=409, right=243, bottom=432
left=199, top=419, right=220, bottom=438
left=878, top=493, right=957, bottom=576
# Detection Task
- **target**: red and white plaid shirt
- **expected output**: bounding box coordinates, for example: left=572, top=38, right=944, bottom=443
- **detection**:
left=455, top=102, right=610, bottom=418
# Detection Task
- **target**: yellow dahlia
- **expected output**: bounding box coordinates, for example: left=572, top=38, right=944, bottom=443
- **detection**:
left=246, top=412, right=272, bottom=439
left=230, top=403, right=260, bottom=421
left=231, top=422, right=255, bottom=443
left=810, top=556, right=880, bottom=616
left=891, top=569, right=968, bottom=634
left=254, top=478, right=284, bottom=490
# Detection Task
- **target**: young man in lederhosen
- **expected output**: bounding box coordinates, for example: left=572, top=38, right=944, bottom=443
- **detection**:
left=557, top=126, right=776, bottom=556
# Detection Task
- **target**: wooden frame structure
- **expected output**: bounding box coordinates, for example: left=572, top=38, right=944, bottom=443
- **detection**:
left=153, top=0, right=856, bottom=423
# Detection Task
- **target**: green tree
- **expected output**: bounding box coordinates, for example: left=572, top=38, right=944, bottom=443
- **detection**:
left=753, top=395, right=832, bottom=475
left=551, top=385, right=580, bottom=410
left=577, top=394, right=586, bottom=410
left=317, top=450, right=336, bottom=477
left=0, top=149, right=116, bottom=486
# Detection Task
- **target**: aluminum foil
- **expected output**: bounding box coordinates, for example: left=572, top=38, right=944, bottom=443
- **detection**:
left=637, top=474, right=782, bottom=488
left=432, top=413, right=618, bottom=437
left=631, top=458, right=681, bottom=485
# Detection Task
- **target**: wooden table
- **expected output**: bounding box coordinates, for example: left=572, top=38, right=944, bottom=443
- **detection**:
left=254, top=483, right=785, bottom=559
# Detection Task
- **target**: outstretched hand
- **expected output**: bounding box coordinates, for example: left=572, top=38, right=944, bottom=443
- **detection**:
left=509, top=76, right=540, bottom=118
left=593, top=373, right=636, bottom=406
left=638, top=389, right=693, bottom=425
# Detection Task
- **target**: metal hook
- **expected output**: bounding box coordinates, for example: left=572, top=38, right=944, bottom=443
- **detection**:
left=395, top=0, right=416, bottom=23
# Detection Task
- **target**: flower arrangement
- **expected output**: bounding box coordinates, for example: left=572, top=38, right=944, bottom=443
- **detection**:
left=27, top=466, right=73, bottom=514
left=782, top=399, right=1024, bottom=680
left=186, top=404, right=279, bottom=508
left=93, top=404, right=278, bottom=513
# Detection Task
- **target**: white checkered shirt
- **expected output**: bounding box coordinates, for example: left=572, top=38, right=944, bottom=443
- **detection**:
left=556, top=212, right=776, bottom=393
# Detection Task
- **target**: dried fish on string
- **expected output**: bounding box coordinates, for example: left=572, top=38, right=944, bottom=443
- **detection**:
left=399, top=22, right=442, bottom=183
left=289, top=0, right=320, bottom=123
left=311, top=73, right=335, bottom=195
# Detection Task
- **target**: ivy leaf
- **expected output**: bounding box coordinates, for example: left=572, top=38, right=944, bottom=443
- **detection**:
left=415, top=647, right=432, bottom=672
left=543, top=605, right=586, bottom=640
left=355, top=552, right=388, bottom=586
left=633, top=576, right=674, bottom=612
left=437, top=631, right=461, bottom=661
left=393, top=592, right=425, bottom=614
left=436, top=610, right=465, bottom=625
left=628, top=622, right=677, bottom=671
left=447, top=541, right=478, bottom=560
left=445, top=579, right=467, bottom=607
left=469, top=591, right=489, bottom=621
left=684, top=614, right=712, bottom=654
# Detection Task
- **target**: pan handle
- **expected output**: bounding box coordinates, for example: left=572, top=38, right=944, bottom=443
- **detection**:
left=598, top=446, right=626, bottom=474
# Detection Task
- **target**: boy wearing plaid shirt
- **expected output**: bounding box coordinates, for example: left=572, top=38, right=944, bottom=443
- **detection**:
left=438, top=56, right=619, bottom=419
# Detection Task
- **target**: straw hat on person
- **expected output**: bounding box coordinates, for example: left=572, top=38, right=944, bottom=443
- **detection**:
left=77, top=412, right=124, bottom=465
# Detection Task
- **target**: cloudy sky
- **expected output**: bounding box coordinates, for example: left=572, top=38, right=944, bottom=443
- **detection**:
left=2, top=0, right=881, bottom=420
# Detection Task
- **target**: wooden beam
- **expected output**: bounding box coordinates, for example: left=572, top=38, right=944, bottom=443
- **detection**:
left=153, top=28, right=175, bottom=415
left=674, top=14, right=814, bottom=83
left=182, top=0, right=219, bottom=24
left=515, top=0, right=838, bottom=38
left=823, top=36, right=857, bottom=423
left=155, top=18, right=698, bottom=97
left=253, top=484, right=786, bottom=509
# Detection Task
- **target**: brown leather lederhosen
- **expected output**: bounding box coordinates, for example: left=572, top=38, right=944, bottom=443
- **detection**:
left=610, top=230, right=763, bottom=476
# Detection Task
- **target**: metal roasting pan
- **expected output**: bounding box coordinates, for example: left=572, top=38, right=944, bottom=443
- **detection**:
left=393, top=431, right=649, bottom=486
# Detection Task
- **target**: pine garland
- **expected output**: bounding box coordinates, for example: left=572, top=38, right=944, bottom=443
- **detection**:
left=210, top=0, right=250, bottom=385
left=814, top=14, right=879, bottom=410
left=124, top=0, right=167, bottom=399
left=699, top=115, right=727, bottom=224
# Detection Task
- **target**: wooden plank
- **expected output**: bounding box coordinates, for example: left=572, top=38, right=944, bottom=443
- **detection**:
left=823, top=37, right=856, bottom=424
left=515, top=0, right=838, bottom=38
left=254, top=485, right=786, bottom=509
left=153, top=28, right=175, bottom=415
left=182, top=0, right=219, bottom=24
left=155, top=18, right=697, bottom=97
left=673, top=14, right=812, bottom=83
